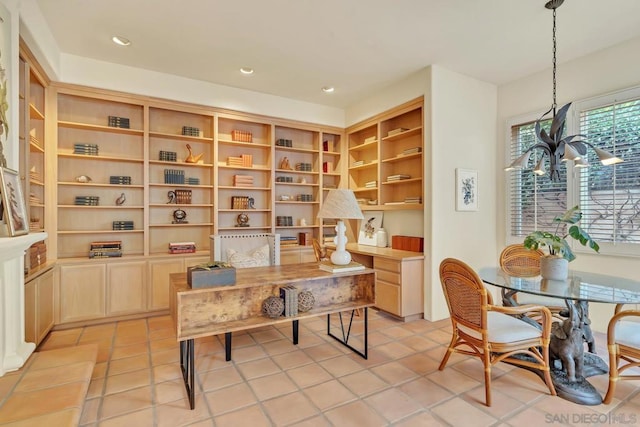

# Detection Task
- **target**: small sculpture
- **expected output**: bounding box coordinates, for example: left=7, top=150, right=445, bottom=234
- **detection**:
left=185, top=143, right=204, bottom=163
left=279, top=157, right=292, bottom=170
left=75, top=175, right=92, bottom=183
left=167, top=190, right=176, bottom=204
left=549, top=301, right=585, bottom=382
left=115, top=193, right=126, bottom=205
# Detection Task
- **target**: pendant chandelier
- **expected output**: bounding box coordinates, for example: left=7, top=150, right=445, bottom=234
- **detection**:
left=505, top=0, right=622, bottom=181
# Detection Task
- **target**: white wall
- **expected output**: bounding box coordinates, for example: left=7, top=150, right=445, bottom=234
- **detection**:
left=428, top=66, right=498, bottom=320
left=0, top=0, right=20, bottom=169
left=497, top=36, right=640, bottom=331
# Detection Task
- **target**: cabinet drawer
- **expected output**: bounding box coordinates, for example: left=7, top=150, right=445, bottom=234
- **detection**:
left=376, top=269, right=400, bottom=284
left=374, top=257, right=400, bottom=273
left=375, top=280, right=400, bottom=316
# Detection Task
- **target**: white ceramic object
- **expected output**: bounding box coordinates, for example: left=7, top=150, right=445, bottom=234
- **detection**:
left=376, top=228, right=388, bottom=247
left=540, top=256, right=569, bottom=280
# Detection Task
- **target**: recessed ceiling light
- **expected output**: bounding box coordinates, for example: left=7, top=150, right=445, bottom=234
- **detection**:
left=240, top=67, right=254, bottom=75
left=112, top=36, right=131, bottom=46
left=322, top=86, right=335, bottom=93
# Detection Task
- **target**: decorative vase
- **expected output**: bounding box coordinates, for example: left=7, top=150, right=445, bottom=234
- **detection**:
left=540, top=256, right=569, bottom=280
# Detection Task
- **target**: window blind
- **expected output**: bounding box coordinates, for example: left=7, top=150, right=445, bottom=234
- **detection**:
left=578, top=98, right=640, bottom=244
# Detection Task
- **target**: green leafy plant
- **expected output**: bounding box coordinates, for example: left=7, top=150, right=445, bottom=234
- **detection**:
left=523, top=205, right=599, bottom=261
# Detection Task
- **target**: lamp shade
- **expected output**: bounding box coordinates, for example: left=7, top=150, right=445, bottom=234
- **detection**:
left=317, top=189, right=364, bottom=220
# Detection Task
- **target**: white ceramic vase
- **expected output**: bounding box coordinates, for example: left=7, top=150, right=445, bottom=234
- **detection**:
left=540, top=256, right=569, bottom=280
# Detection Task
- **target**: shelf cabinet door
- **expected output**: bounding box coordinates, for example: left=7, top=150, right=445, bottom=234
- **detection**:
left=107, top=261, right=147, bottom=315
left=59, top=264, right=106, bottom=322
left=36, top=269, right=55, bottom=343
left=148, top=259, right=184, bottom=310
left=24, top=280, right=37, bottom=344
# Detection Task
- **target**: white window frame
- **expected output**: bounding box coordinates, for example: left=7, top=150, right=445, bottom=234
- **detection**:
left=505, top=85, right=640, bottom=258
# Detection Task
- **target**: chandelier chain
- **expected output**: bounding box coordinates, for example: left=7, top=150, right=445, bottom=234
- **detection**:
left=552, top=7, right=557, bottom=115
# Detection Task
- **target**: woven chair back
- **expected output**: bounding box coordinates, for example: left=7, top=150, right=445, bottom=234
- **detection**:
left=499, top=244, right=544, bottom=277
left=439, top=258, right=488, bottom=329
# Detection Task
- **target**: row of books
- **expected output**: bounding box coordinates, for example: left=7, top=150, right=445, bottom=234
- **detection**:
left=279, top=285, right=299, bottom=317
left=164, top=169, right=186, bottom=184
left=364, top=180, right=377, bottom=188
left=159, top=150, right=177, bottom=162
left=322, top=140, right=335, bottom=151
left=322, top=161, right=334, bottom=173
left=296, top=194, right=313, bottom=202
left=231, top=196, right=252, bottom=210
left=182, top=126, right=201, bottom=137
left=402, top=147, right=422, bottom=155
left=295, top=163, right=312, bottom=172
left=387, top=127, right=408, bottom=137
left=75, top=196, right=99, bottom=206
left=352, top=160, right=365, bottom=167
left=112, top=220, right=134, bottom=230
left=108, top=116, right=130, bottom=129
left=186, top=177, right=200, bottom=185
left=275, top=138, right=293, bottom=147
left=227, top=154, right=253, bottom=167
left=231, top=130, right=253, bottom=142
left=276, top=216, right=294, bottom=227
left=169, top=241, right=196, bottom=254
left=275, top=176, right=293, bottom=183
left=174, top=189, right=192, bottom=204
left=404, top=196, right=422, bottom=204
left=233, top=174, right=254, bottom=187
left=110, top=175, right=132, bottom=185
left=74, top=143, right=99, bottom=156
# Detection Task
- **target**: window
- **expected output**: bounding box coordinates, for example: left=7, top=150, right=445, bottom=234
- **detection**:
left=507, top=87, right=640, bottom=254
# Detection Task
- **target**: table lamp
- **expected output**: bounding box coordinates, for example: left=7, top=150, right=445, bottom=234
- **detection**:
left=317, top=189, right=364, bottom=265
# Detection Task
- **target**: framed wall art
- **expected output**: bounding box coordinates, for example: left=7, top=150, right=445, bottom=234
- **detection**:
left=0, top=167, right=29, bottom=236
left=358, top=211, right=383, bottom=246
left=455, top=168, right=478, bottom=212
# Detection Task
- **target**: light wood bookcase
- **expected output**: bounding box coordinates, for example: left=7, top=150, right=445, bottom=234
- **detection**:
left=347, top=97, right=424, bottom=211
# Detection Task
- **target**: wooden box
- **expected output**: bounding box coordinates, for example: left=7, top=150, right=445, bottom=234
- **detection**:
left=187, top=265, right=236, bottom=288
left=391, top=235, right=424, bottom=252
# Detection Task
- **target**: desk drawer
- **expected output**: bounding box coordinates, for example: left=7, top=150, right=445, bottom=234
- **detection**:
left=377, top=269, right=400, bottom=284
left=375, top=280, right=400, bottom=316
left=374, top=258, right=400, bottom=273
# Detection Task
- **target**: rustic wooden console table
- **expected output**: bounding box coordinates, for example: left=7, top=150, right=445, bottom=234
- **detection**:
left=169, top=263, right=376, bottom=409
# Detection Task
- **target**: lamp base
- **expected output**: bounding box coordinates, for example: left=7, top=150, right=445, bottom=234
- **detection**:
left=330, top=250, right=352, bottom=266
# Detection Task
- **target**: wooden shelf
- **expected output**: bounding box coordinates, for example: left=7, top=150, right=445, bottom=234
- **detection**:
left=381, top=177, right=422, bottom=185
left=381, top=152, right=422, bottom=163
left=58, top=152, right=144, bottom=163
left=149, top=131, right=213, bottom=142
left=381, top=126, right=422, bottom=142
left=275, top=146, right=317, bottom=154
left=274, top=169, right=319, bottom=175
left=58, top=181, right=144, bottom=188
left=150, top=223, right=214, bottom=227
left=58, top=120, right=144, bottom=135
left=217, top=138, right=270, bottom=148
left=348, top=161, right=377, bottom=171
left=349, top=140, right=377, bottom=152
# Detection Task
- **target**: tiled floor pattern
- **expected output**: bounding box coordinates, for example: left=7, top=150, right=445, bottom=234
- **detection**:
left=31, top=311, right=640, bottom=426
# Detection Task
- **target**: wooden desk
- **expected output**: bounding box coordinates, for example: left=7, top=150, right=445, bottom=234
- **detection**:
left=170, top=263, right=375, bottom=409
left=328, top=243, right=424, bottom=321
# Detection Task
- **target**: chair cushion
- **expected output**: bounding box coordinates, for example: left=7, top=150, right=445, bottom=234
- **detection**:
left=616, top=320, right=640, bottom=348
left=227, top=244, right=270, bottom=268
left=458, top=311, right=542, bottom=343
left=516, top=293, right=564, bottom=307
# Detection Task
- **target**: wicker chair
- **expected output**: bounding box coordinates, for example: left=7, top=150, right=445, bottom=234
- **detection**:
left=603, top=304, right=640, bottom=404
left=312, top=238, right=328, bottom=262
left=438, top=258, right=556, bottom=406
left=499, top=244, right=565, bottom=315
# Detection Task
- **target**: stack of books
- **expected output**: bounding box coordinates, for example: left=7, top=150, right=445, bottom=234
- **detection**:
left=233, top=174, right=254, bottom=187
left=352, top=160, right=364, bottom=167
left=110, top=175, right=132, bottom=185
left=275, top=176, right=293, bottom=183
left=231, top=130, right=253, bottom=142
left=295, top=163, right=312, bottom=172
left=75, top=196, right=99, bottom=206
left=387, top=127, right=408, bottom=137
left=404, top=196, right=422, bottom=204
left=169, top=241, right=196, bottom=254
left=29, top=169, right=41, bottom=182
left=28, top=242, right=46, bottom=268
left=402, top=147, right=422, bottom=156
left=275, top=138, right=293, bottom=147
left=29, top=193, right=42, bottom=204
left=164, top=169, right=185, bottom=184
left=108, top=116, right=130, bottom=129
left=279, top=285, right=299, bottom=317
left=322, top=161, right=333, bottom=173
left=186, top=177, right=200, bottom=185
left=319, top=261, right=365, bottom=273
left=296, top=194, right=313, bottom=202
left=112, top=220, right=134, bottom=230
left=227, top=154, right=253, bottom=167
left=280, top=236, right=298, bottom=246
left=364, top=136, right=376, bottom=144
left=90, top=241, right=122, bottom=258
left=174, top=189, right=192, bottom=204
left=364, top=180, right=377, bottom=188
left=74, top=143, right=99, bottom=155
left=29, top=219, right=41, bottom=232
left=323, top=235, right=336, bottom=244
left=159, top=150, right=177, bottom=162
left=182, top=126, right=200, bottom=137
left=387, top=174, right=411, bottom=182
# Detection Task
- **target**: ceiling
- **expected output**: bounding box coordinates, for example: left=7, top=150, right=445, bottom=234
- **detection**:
left=34, top=0, right=640, bottom=109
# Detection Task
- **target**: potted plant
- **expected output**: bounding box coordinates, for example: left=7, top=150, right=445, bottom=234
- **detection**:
left=523, top=205, right=599, bottom=280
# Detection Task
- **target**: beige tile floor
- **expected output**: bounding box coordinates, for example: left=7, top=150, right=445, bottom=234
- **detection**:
left=33, top=310, right=640, bottom=427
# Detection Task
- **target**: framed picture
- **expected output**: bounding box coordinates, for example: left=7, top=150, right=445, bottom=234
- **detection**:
left=0, top=168, right=29, bottom=236
left=358, top=211, right=383, bottom=246
left=456, top=168, right=478, bottom=212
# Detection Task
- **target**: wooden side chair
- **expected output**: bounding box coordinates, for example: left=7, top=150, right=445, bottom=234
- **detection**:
left=312, top=238, right=328, bottom=262
left=438, top=258, right=556, bottom=406
left=499, top=244, right=565, bottom=316
left=603, top=304, right=640, bottom=404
